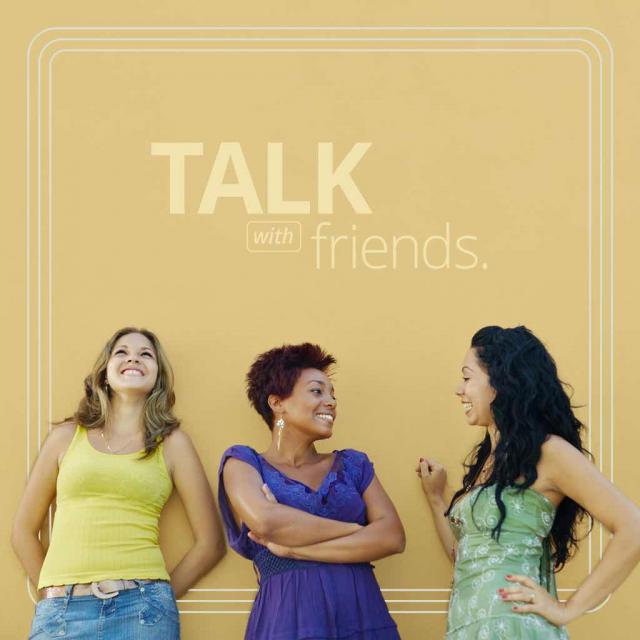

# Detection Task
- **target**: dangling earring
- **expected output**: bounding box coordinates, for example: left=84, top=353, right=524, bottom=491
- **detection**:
left=275, top=417, right=285, bottom=451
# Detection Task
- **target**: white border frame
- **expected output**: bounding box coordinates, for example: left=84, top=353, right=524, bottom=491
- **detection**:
left=25, top=26, right=614, bottom=616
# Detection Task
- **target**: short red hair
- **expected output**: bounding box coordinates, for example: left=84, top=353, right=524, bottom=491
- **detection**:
left=246, top=343, right=336, bottom=429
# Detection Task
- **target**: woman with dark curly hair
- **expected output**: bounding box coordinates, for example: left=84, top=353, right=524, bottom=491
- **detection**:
left=218, top=343, right=405, bottom=640
left=13, top=327, right=225, bottom=639
left=418, top=325, right=640, bottom=639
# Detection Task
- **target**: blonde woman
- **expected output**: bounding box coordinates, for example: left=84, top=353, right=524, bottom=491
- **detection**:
left=12, top=327, right=225, bottom=639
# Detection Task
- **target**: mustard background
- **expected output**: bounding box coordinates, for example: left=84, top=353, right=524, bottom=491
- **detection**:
left=1, top=3, right=637, bottom=639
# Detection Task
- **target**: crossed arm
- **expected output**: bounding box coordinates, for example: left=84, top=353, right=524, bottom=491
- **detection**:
left=222, top=458, right=405, bottom=563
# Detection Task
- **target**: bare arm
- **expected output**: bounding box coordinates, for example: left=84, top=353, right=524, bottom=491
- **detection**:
left=253, top=476, right=406, bottom=563
left=222, top=458, right=361, bottom=546
left=417, top=457, right=457, bottom=563
left=502, top=436, right=640, bottom=626
left=163, top=430, right=226, bottom=598
left=11, top=424, right=75, bottom=590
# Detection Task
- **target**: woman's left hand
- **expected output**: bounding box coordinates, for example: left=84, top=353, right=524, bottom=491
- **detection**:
left=498, top=574, right=574, bottom=627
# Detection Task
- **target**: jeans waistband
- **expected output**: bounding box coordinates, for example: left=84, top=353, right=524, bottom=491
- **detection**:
left=39, top=579, right=167, bottom=600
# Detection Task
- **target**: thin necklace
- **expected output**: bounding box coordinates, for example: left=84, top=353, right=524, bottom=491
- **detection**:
left=475, top=457, right=494, bottom=486
left=100, top=427, right=139, bottom=454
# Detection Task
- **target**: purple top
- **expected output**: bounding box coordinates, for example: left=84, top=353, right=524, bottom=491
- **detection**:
left=218, top=445, right=400, bottom=640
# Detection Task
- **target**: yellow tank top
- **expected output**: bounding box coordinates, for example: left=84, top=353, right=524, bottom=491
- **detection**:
left=38, top=425, right=173, bottom=588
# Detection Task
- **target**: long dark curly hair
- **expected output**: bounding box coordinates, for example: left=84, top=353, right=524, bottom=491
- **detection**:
left=446, top=325, right=591, bottom=570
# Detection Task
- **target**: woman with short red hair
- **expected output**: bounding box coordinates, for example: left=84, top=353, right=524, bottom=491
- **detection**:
left=219, top=343, right=405, bottom=640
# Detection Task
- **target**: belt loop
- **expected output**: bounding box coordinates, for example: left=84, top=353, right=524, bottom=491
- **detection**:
left=63, top=584, right=73, bottom=613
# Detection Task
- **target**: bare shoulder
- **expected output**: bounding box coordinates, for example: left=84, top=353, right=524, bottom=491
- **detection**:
left=162, top=428, right=199, bottom=473
left=35, top=422, right=78, bottom=468
left=540, top=434, right=585, bottom=460
left=46, top=422, right=77, bottom=449
left=538, top=434, right=592, bottom=495
left=162, top=427, right=193, bottom=452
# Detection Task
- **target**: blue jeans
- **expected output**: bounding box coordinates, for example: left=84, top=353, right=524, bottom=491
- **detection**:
left=29, top=580, right=180, bottom=639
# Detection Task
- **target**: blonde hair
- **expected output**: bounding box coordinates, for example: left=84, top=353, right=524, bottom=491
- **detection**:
left=58, top=327, right=180, bottom=456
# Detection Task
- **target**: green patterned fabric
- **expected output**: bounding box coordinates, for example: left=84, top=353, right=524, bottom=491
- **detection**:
left=446, top=485, right=569, bottom=639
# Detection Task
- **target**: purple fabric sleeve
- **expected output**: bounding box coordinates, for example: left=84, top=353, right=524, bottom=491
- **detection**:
left=217, top=445, right=263, bottom=559
left=342, top=449, right=375, bottom=494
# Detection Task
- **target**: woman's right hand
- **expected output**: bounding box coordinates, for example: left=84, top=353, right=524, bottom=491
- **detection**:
left=416, top=458, right=448, bottom=503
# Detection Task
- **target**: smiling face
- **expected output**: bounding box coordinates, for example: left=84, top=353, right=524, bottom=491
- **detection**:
left=270, top=368, right=337, bottom=440
left=105, top=332, right=158, bottom=397
left=455, top=348, right=496, bottom=427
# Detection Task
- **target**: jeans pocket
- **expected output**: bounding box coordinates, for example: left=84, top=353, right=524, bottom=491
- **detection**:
left=138, top=582, right=179, bottom=626
left=30, top=598, right=66, bottom=639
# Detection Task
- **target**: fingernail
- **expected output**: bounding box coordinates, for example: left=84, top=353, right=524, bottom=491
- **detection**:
left=496, top=589, right=504, bottom=594
left=505, top=574, right=512, bottom=578
left=512, top=606, right=518, bottom=611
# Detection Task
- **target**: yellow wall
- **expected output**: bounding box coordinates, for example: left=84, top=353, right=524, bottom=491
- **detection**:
left=2, top=4, right=639, bottom=639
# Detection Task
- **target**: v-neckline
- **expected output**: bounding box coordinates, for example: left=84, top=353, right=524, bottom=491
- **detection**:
left=257, top=449, right=341, bottom=494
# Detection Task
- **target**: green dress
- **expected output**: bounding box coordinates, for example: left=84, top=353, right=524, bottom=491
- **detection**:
left=446, top=485, right=569, bottom=639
